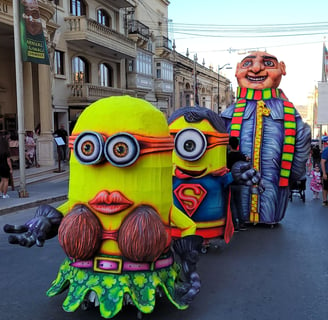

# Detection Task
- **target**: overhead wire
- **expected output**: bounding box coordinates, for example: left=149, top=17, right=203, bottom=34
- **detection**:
left=129, top=9, right=328, bottom=56
left=166, top=20, right=328, bottom=54
left=131, top=18, right=328, bottom=40
left=183, top=39, right=325, bottom=54
left=170, top=21, right=328, bottom=38
left=170, top=21, right=328, bottom=30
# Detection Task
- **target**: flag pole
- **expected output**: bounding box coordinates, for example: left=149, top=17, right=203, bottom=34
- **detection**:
left=322, top=39, right=327, bottom=83
left=13, top=0, right=28, bottom=197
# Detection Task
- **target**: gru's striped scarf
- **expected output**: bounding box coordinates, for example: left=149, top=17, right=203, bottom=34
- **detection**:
left=230, top=87, right=296, bottom=187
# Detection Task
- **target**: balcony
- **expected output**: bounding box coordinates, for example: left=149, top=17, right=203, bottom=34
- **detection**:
left=154, top=79, right=173, bottom=98
left=127, top=20, right=150, bottom=49
left=155, top=36, right=172, bottom=58
left=67, top=83, right=136, bottom=104
left=127, top=73, right=153, bottom=92
left=64, top=16, right=136, bottom=59
left=98, top=0, right=136, bottom=8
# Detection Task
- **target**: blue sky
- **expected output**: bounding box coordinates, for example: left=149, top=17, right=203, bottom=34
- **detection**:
left=168, top=0, right=328, bottom=105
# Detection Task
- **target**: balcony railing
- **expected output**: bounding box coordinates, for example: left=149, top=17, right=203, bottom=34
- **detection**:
left=156, top=36, right=172, bottom=50
left=100, top=0, right=136, bottom=8
left=128, top=20, right=150, bottom=38
left=155, top=36, right=172, bottom=58
left=127, top=73, right=153, bottom=91
left=67, top=83, right=135, bottom=102
left=154, top=79, right=173, bottom=94
left=64, top=16, right=136, bottom=58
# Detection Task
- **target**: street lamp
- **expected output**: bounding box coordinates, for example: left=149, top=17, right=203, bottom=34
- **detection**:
left=217, top=63, right=232, bottom=113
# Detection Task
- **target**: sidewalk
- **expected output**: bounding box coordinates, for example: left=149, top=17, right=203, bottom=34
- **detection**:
left=0, top=164, right=69, bottom=216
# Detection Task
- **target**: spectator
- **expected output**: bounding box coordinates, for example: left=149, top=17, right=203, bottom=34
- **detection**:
left=54, top=124, right=68, bottom=161
left=0, top=137, right=13, bottom=198
left=35, top=123, right=40, bottom=136
left=25, top=131, right=36, bottom=168
left=227, top=136, right=249, bottom=232
left=8, top=132, right=19, bottom=148
left=310, top=164, right=322, bottom=200
left=321, top=146, right=328, bottom=206
left=312, top=145, right=321, bottom=168
left=306, top=148, right=313, bottom=176
left=227, top=136, right=249, bottom=170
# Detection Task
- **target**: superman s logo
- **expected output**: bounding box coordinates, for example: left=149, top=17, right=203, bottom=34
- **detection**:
left=174, top=183, right=207, bottom=217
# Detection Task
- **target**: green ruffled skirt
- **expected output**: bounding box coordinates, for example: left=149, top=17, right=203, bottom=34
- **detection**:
left=47, top=258, right=188, bottom=318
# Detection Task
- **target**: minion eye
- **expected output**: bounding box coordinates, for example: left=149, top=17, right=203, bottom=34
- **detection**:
left=174, top=128, right=207, bottom=161
left=74, top=132, right=104, bottom=165
left=104, top=133, right=140, bottom=167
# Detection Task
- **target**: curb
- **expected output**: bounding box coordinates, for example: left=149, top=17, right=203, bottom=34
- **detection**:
left=0, top=195, right=68, bottom=216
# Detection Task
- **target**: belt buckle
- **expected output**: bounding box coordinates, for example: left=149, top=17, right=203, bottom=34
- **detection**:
left=93, top=256, right=122, bottom=274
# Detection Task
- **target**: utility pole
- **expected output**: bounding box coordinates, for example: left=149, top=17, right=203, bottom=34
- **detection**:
left=193, top=53, right=198, bottom=106
left=217, top=63, right=232, bottom=114
left=13, top=0, right=28, bottom=197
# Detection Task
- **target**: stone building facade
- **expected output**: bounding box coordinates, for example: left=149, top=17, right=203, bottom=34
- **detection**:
left=0, top=0, right=232, bottom=166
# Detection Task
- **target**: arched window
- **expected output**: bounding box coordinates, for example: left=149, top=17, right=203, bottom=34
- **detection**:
left=72, top=56, right=89, bottom=83
left=97, top=9, right=110, bottom=27
left=71, top=0, right=86, bottom=16
left=99, top=63, right=113, bottom=87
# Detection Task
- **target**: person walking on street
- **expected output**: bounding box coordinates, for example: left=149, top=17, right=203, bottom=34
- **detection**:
left=0, top=137, right=13, bottom=198
left=321, top=146, right=328, bottom=206
left=312, top=144, right=321, bottom=168
left=310, top=164, right=322, bottom=200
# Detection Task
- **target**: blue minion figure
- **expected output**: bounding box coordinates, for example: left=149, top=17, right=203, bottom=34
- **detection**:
left=168, top=106, right=235, bottom=250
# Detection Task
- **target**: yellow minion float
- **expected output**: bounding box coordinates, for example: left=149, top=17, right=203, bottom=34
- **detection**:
left=4, top=96, right=202, bottom=319
left=168, top=107, right=235, bottom=251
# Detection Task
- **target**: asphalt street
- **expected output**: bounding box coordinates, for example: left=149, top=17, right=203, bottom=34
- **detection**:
left=0, top=180, right=328, bottom=320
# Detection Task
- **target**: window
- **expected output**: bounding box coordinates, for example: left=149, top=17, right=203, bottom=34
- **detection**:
left=156, top=62, right=161, bottom=79
left=71, top=0, right=86, bottom=16
left=54, top=50, right=64, bottom=75
left=72, top=56, right=89, bottom=83
left=186, top=94, right=191, bottom=107
left=99, top=63, right=113, bottom=87
left=156, top=60, right=173, bottom=80
left=202, top=97, right=206, bottom=107
left=147, top=40, right=152, bottom=52
left=136, top=51, right=152, bottom=76
left=97, top=9, right=110, bottom=27
left=128, top=60, right=134, bottom=72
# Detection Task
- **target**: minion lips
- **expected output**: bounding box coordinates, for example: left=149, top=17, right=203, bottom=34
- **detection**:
left=175, top=167, right=206, bottom=178
left=89, top=190, right=133, bottom=214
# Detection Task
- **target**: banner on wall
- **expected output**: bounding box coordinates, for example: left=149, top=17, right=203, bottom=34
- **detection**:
left=19, top=0, right=49, bottom=65
left=317, top=82, right=328, bottom=125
